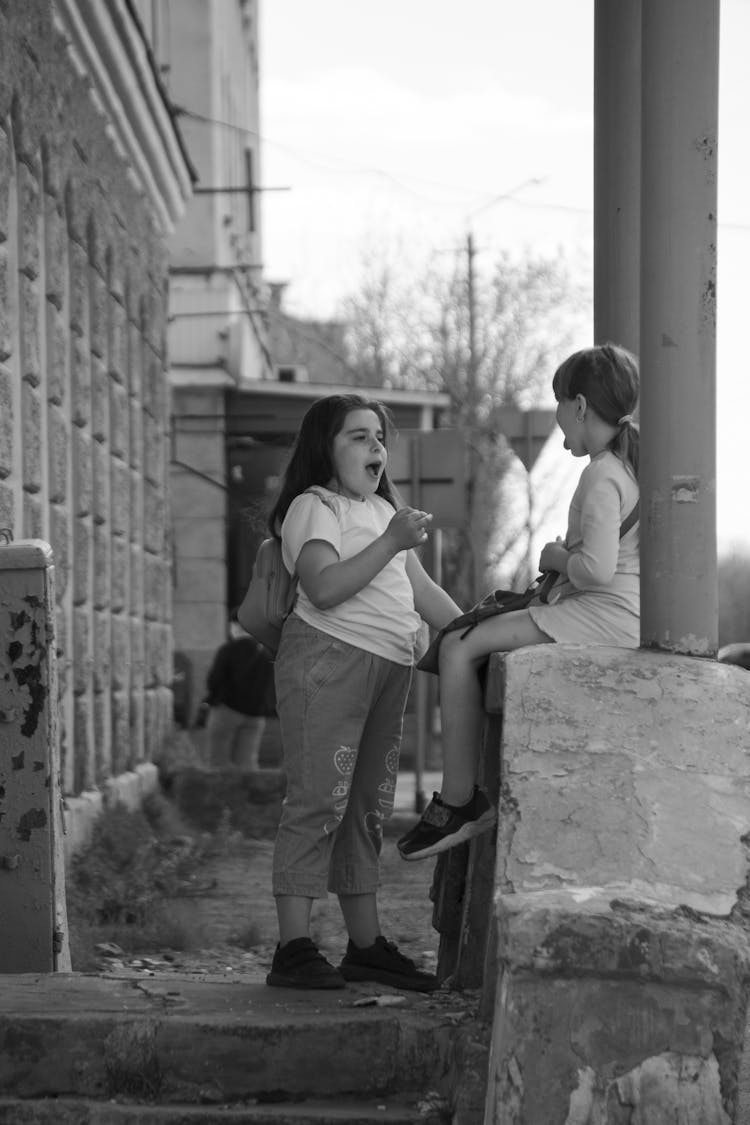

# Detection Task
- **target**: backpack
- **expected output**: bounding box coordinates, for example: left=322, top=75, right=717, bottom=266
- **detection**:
left=237, top=537, right=297, bottom=657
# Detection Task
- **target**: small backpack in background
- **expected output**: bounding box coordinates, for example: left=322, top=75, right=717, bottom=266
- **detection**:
left=237, top=537, right=297, bottom=657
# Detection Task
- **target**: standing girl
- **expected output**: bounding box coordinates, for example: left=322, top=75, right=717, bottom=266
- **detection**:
left=266, top=394, right=462, bottom=990
left=398, top=343, right=640, bottom=861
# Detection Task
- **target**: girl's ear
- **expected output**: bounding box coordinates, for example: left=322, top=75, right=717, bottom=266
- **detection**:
left=575, top=393, right=587, bottom=421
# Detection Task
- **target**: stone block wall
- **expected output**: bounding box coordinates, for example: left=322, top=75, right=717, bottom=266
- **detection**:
left=0, top=1, right=174, bottom=801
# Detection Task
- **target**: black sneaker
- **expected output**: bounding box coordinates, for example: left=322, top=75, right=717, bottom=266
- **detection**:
left=397, top=788, right=496, bottom=861
left=339, top=935, right=438, bottom=993
left=266, top=937, right=346, bottom=990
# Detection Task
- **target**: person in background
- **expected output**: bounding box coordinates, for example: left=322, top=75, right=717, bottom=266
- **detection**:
left=204, top=613, right=276, bottom=771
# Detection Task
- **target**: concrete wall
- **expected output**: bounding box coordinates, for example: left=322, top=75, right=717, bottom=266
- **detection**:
left=0, top=0, right=187, bottom=848
left=480, top=645, right=750, bottom=1123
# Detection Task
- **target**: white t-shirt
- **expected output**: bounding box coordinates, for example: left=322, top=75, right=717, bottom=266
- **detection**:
left=280, top=488, right=421, bottom=665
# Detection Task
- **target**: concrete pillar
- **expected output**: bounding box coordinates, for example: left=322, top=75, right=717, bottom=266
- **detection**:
left=593, top=0, right=641, bottom=353
left=640, top=0, right=719, bottom=654
left=0, top=540, right=70, bottom=971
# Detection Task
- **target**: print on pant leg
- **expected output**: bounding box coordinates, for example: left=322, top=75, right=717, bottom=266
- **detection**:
left=364, top=746, right=400, bottom=842
left=324, top=744, right=357, bottom=835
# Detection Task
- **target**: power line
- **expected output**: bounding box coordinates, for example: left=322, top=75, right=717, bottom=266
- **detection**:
left=174, top=105, right=750, bottom=231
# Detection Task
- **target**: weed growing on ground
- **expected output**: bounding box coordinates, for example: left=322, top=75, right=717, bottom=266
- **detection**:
left=66, top=790, right=219, bottom=969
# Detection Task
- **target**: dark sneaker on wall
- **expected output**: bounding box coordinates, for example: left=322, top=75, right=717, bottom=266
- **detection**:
left=339, top=935, right=438, bottom=992
left=266, top=937, right=346, bottom=989
left=397, top=787, right=497, bottom=861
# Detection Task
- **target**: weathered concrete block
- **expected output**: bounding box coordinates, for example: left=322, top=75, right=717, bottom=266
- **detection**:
left=90, top=354, right=108, bottom=442
left=88, top=269, right=107, bottom=359
left=44, top=195, right=66, bottom=312
left=21, top=380, right=41, bottom=491
left=73, top=690, right=95, bottom=792
left=143, top=553, right=168, bottom=622
left=70, top=330, right=91, bottom=426
left=480, top=645, right=750, bottom=1125
left=128, top=323, right=143, bottom=402
left=0, top=125, right=9, bottom=243
left=18, top=162, right=40, bottom=281
left=129, top=541, right=144, bottom=612
left=47, top=402, right=68, bottom=503
left=110, top=612, right=130, bottom=691
left=110, top=533, right=129, bottom=612
left=129, top=468, right=143, bottom=543
left=143, top=410, right=165, bottom=484
left=129, top=396, right=143, bottom=469
left=92, top=608, right=111, bottom=690
left=110, top=457, right=130, bottom=537
left=72, top=425, right=92, bottom=517
left=48, top=502, right=69, bottom=599
left=93, top=688, right=112, bottom=783
left=72, top=605, right=91, bottom=694
left=68, top=239, right=88, bottom=339
left=108, top=298, right=127, bottom=385
left=22, top=489, right=43, bottom=539
left=109, top=379, right=128, bottom=460
left=92, top=438, right=110, bottom=525
left=111, top=688, right=131, bottom=776
left=487, top=646, right=749, bottom=913
left=0, top=248, right=11, bottom=364
left=19, top=273, right=40, bottom=384
left=0, top=480, right=14, bottom=527
left=93, top=521, right=111, bottom=609
left=72, top=515, right=91, bottom=605
left=46, top=300, right=67, bottom=405
left=0, top=362, right=13, bottom=476
left=143, top=479, right=165, bottom=552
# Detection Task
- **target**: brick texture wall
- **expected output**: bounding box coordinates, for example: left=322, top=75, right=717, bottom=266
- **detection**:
left=0, top=1, right=174, bottom=797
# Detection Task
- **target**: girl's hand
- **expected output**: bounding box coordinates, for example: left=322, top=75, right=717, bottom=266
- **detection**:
left=539, top=537, right=569, bottom=576
left=385, top=507, right=433, bottom=552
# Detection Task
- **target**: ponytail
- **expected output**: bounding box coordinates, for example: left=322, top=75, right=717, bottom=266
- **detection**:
left=610, top=418, right=639, bottom=480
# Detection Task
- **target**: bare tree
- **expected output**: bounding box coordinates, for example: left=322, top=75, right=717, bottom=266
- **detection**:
left=343, top=241, right=589, bottom=605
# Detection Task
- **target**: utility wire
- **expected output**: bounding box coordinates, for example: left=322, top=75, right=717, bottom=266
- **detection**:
left=175, top=104, right=750, bottom=230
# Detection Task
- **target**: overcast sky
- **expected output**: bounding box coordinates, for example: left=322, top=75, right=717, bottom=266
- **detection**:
left=259, top=1, right=750, bottom=556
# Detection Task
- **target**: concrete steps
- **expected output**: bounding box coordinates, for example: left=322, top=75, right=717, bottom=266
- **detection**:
left=0, top=1095, right=432, bottom=1123
left=0, top=974, right=479, bottom=1124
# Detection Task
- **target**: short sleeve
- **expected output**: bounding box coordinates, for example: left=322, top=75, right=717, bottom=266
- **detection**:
left=281, top=492, right=341, bottom=572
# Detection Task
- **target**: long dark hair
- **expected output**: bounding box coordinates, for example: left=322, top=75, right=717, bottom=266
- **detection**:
left=268, top=394, right=400, bottom=536
left=552, top=342, right=640, bottom=478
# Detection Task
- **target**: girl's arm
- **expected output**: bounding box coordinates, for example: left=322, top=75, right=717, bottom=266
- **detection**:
left=296, top=506, right=432, bottom=610
left=405, top=550, right=462, bottom=629
left=566, top=479, right=624, bottom=587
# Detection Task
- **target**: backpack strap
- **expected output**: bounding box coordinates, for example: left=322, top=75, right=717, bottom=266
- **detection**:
left=619, top=499, right=640, bottom=539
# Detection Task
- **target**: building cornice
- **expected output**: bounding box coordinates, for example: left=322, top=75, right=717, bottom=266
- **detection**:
left=52, top=0, right=194, bottom=232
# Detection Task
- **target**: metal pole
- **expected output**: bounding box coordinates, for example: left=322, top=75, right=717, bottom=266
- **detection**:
left=410, top=437, right=427, bottom=813
left=593, top=0, right=641, bottom=353
left=640, top=0, right=719, bottom=654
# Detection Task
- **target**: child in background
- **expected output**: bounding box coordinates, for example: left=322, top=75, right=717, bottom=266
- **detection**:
left=397, top=342, right=640, bottom=861
left=266, top=394, right=462, bottom=991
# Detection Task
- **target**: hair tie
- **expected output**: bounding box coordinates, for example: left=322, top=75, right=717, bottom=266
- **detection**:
left=617, top=414, right=633, bottom=426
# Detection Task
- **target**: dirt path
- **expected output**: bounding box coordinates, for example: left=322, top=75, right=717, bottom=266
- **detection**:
left=112, top=827, right=441, bottom=982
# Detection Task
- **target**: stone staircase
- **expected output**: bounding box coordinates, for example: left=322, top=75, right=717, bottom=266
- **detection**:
left=0, top=973, right=489, bottom=1124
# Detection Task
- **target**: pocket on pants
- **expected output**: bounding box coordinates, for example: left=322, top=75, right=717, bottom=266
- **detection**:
left=306, top=636, right=350, bottom=699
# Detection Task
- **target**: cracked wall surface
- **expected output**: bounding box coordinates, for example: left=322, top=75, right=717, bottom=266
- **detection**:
left=0, top=543, right=69, bottom=970
left=483, top=645, right=750, bottom=1124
